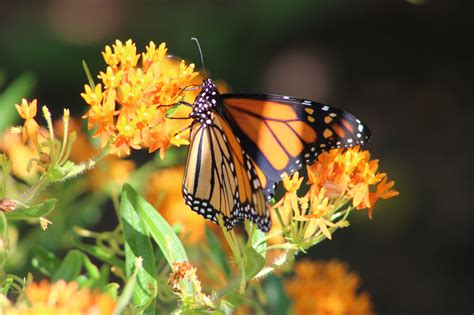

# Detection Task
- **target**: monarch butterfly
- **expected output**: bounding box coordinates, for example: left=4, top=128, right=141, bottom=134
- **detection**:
left=181, top=78, right=371, bottom=232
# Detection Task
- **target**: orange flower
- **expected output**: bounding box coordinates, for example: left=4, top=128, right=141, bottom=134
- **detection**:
left=285, top=260, right=374, bottom=315
left=366, top=175, right=399, bottom=219
left=306, top=146, right=398, bottom=218
left=15, top=98, right=40, bottom=146
left=82, top=40, right=199, bottom=157
left=6, top=280, right=116, bottom=315
left=146, top=166, right=207, bottom=244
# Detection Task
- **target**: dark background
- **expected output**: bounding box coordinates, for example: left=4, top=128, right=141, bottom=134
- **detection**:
left=0, top=1, right=472, bottom=314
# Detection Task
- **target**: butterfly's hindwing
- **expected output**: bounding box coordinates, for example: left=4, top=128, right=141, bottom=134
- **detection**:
left=182, top=111, right=270, bottom=231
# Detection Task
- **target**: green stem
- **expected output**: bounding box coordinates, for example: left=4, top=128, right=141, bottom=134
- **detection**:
left=21, top=174, right=49, bottom=204
left=0, top=212, right=9, bottom=271
left=0, top=158, right=10, bottom=199
left=58, top=115, right=69, bottom=164
left=254, top=249, right=297, bottom=279
left=218, top=217, right=246, bottom=294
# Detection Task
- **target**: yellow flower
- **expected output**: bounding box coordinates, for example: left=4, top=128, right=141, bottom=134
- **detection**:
left=285, top=260, right=374, bottom=315
left=80, top=83, right=104, bottom=107
left=6, top=280, right=116, bottom=315
left=99, top=66, right=124, bottom=89
left=82, top=40, right=199, bottom=158
left=296, top=188, right=338, bottom=240
left=274, top=172, right=303, bottom=225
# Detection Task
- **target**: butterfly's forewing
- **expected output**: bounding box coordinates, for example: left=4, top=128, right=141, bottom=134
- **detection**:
left=221, top=93, right=371, bottom=198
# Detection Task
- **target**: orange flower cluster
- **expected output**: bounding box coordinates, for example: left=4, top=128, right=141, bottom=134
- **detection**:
left=285, top=260, right=374, bottom=315
left=306, top=146, right=398, bottom=218
left=82, top=40, right=199, bottom=157
left=6, top=280, right=116, bottom=315
left=271, top=147, right=398, bottom=243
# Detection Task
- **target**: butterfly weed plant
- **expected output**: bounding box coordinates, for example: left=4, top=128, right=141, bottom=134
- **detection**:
left=0, top=40, right=398, bottom=314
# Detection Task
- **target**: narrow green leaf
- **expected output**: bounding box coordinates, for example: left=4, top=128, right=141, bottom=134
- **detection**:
left=32, top=248, right=61, bottom=277
left=0, top=73, right=36, bottom=132
left=113, top=259, right=141, bottom=315
left=120, top=185, right=157, bottom=314
left=82, top=60, right=96, bottom=89
left=6, top=199, right=56, bottom=220
left=205, top=226, right=231, bottom=277
left=244, top=247, right=265, bottom=279
left=73, top=239, right=125, bottom=271
left=122, top=184, right=187, bottom=265
left=52, top=250, right=84, bottom=282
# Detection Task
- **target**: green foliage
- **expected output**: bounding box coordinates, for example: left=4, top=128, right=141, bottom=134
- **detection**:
left=243, top=247, right=265, bottom=279
left=205, top=226, right=231, bottom=278
left=122, top=184, right=188, bottom=266
left=5, top=199, right=56, bottom=221
left=73, top=239, right=125, bottom=271
left=0, top=72, right=36, bottom=132
left=32, top=248, right=113, bottom=290
left=120, top=184, right=158, bottom=314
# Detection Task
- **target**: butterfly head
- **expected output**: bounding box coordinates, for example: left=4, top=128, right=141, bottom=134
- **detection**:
left=190, top=78, right=222, bottom=126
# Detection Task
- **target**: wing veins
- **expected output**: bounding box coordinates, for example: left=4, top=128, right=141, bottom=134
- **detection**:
left=226, top=103, right=303, bottom=123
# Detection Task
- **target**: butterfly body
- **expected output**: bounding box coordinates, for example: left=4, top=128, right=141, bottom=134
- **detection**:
left=182, top=78, right=371, bottom=232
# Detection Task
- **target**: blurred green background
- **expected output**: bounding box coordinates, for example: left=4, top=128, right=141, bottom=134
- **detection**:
left=0, top=0, right=471, bottom=314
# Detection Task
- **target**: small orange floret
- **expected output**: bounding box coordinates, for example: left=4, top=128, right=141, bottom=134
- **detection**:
left=15, top=98, right=40, bottom=146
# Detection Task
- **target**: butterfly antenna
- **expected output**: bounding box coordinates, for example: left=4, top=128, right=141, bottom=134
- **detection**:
left=191, top=37, right=208, bottom=78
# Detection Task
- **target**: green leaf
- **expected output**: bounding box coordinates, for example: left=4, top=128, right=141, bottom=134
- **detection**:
left=243, top=247, right=265, bottom=279
left=205, top=226, right=231, bottom=277
left=32, top=248, right=61, bottom=277
left=73, top=239, right=125, bottom=271
left=6, top=199, right=56, bottom=220
left=122, top=184, right=187, bottom=265
left=120, top=184, right=158, bottom=314
left=52, top=250, right=84, bottom=282
left=0, top=73, right=36, bottom=132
